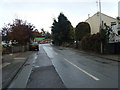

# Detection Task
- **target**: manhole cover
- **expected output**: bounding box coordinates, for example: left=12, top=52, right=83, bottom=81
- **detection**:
left=95, top=60, right=110, bottom=64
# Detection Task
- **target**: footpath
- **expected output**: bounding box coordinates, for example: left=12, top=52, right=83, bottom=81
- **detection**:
left=1, top=51, right=34, bottom=88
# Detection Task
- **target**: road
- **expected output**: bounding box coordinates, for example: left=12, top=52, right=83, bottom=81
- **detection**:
left=8, top=44, right=119, bottom=88
left=41, top=44, right=118, bottom=88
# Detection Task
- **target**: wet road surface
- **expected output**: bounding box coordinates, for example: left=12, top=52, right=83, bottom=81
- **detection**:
left=9, top=44, right=118, bottom=88
left=42, top=44, right=118, bottom=88
left=26, top=45, right=66, bottom=88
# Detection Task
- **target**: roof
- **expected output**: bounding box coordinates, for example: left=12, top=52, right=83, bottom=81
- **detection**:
left=85, top=12, right=117, bottom=22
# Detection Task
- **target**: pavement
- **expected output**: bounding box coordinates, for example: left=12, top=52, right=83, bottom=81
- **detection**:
left=8, top=52, right=38, bottom=88
left=1, top=51, right=34, bottom=88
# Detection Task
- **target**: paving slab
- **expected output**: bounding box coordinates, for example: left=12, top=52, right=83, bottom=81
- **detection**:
left=1, top=51, right=34, bottom=88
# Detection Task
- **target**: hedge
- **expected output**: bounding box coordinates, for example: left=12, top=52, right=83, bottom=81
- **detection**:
left=80, top=33, right=101, bottom=53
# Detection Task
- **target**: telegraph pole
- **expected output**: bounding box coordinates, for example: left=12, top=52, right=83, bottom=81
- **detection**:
left=99, top=0, right=103, bottom=54
left=118, top=1, right=120, bottom=25
left=99, top=0, right=102, bottom=30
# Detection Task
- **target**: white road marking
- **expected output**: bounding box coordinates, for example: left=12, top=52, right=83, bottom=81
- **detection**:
left=0, top=63, right=10, bottom=69
left=14, top=58, right=26, bottom=60
left=33, top=55, right=38, bottom=64
left=34, top=56, right=38, bottom=60
left=64, top=58, right=100, bottom=81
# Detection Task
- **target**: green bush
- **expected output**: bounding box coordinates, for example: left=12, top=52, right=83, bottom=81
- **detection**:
left=80, top=33, right=101, bottom=53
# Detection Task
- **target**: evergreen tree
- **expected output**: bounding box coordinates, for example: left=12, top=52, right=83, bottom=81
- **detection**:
left=51, top=13, right=75, bottom=46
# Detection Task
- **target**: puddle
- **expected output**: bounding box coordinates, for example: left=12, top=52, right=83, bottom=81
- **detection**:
left=59, top=48, right=63, bottom=50
left=95, top=60, right=110, bottom=64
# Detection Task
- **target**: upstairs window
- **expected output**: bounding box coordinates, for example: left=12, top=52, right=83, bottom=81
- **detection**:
left=111, top=22, right=116, bottom=26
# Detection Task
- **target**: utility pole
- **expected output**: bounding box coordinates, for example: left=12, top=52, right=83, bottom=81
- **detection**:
left=99, top=0, right=102, bottom=30
left=99, top=0, right=103, bottom=54
left=118, top=1, right=120, bottom=26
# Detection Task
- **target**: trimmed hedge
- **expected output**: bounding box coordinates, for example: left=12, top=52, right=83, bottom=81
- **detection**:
left=80, top=33, right=101, bottom=53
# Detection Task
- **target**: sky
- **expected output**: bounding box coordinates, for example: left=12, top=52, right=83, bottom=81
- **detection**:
left=0, top=0, right=119, bottom=33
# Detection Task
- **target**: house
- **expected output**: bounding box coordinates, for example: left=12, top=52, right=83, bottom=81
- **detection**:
left=85, top=12, right=117, bottom=34
left=109, top=1, right=120, bottom=43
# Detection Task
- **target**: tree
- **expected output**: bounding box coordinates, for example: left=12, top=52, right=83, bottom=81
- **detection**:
left=67, top=23, right=75, bottom=43
left=80, top=23, right=113, bottom=53
left=1, top=23, right=11, bottom=42
left=32, top=29, right=40, bottom=38
left=40, top=28, right=46, bottom=37
left=45, top=32, right=51, bottom=39
left=1, top=19, right=35, bottom=45
left=75, top=22, right=91, bottom=48
left=100, top=23, right=112, bottom=44
left=51, top=12, right=75, bottom=46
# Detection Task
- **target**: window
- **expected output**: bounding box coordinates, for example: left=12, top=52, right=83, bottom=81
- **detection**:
left=111, top=22, right=116, bottom=26
left=118, top=31, right=120, bottom=35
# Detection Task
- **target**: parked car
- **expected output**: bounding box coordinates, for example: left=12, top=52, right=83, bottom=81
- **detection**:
left=29, top=42, right=39, bottom=51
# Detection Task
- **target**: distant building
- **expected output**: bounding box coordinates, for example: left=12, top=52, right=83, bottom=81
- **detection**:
left=85, top=12, right=117, bottom=34
left=34, top=37, right=45, bottom=42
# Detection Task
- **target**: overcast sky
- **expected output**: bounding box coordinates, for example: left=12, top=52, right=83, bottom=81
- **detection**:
left=0, top=0, right=119, bottom=32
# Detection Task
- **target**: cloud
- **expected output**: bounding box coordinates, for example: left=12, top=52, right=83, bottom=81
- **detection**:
left=14, top=9, right=60, bottom=32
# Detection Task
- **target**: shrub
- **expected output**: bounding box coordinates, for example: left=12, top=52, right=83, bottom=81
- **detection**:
left=80, top=33, right=101, bottom=53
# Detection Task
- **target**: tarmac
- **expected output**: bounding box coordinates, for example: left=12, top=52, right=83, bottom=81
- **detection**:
left=0, top=45, right=119, bottom=88
left=78, top=50, right=120, bottom=62
left=57, top=46, right=120, bottom=62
